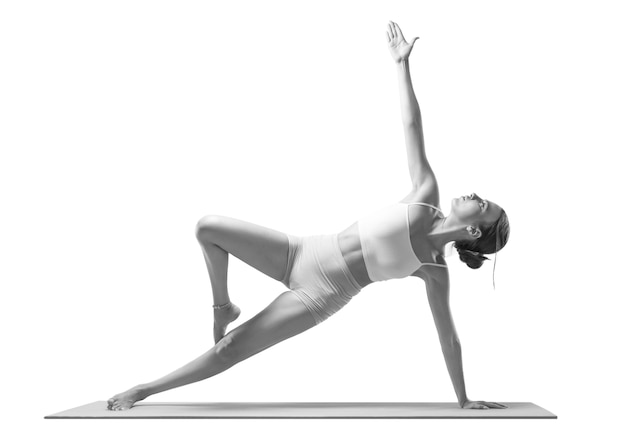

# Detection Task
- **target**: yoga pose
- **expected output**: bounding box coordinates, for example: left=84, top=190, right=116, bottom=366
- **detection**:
left=108, top=22, right=510, bottom=411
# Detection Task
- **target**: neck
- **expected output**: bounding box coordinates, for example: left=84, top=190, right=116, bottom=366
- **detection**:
left=428, top=214, right=470, bottom=249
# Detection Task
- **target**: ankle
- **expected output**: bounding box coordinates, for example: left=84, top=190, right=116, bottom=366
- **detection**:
left=213, top=301, right=233, bottom=310
left=135, top=383, right=152, bottom=399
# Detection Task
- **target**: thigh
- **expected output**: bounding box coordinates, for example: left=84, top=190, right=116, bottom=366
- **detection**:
left=196, top=215, right=291, bottom=282
left=218, top=291, right=317, bottom=361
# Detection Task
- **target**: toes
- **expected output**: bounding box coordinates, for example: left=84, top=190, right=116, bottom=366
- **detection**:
left=107, top=391, right=139, bottom=411
left=116, top=402, right=131, bottom=411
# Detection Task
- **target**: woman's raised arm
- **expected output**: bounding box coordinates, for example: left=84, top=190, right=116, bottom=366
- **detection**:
left=387, top=21, right=437, bottom=198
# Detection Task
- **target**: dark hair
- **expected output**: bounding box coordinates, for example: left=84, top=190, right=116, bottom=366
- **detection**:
left=455, top=209, right=510, bottom=269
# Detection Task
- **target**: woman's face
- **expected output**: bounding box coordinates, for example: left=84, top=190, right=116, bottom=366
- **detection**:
left=451, top=193, right=502, bottom=226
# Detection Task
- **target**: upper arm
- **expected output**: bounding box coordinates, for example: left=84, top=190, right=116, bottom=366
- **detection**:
left=403, top=119, right=439, bottom=199
left=425, top=270, right=459, bottom=347
left=404, top=119, right=439, bottom=205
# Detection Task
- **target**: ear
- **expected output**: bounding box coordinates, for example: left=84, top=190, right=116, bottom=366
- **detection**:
left=466, top=225, right=482, bottom=240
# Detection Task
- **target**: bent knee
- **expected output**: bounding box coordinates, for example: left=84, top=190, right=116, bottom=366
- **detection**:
left=195, top=214, right=225, bottom=242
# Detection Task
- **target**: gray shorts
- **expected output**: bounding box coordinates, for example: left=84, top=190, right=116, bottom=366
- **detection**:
left=281, top=233, right=363, bottom=325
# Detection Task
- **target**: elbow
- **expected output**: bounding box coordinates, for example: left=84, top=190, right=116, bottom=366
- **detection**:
left=442, top=335, right=461, bottom=350
left=401, top=106, right=422, bottom=125
left=402, top=117, right=420, bottom=127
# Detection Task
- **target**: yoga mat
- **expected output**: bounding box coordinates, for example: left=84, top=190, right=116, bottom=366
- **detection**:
left=45, top=401, right=556, bottom=419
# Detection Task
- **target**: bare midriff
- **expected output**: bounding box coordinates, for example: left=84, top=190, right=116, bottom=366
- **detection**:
left=337, top=222, right=374, bottom=289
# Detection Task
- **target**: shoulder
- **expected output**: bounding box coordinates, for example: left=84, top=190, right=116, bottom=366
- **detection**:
left=399, top=186, right=441, bottom=209
left=411, top=258, right=449, bottom=284
left=424, top=264, right=450, bottom=300
left=425, top=262, right=449, bottom=285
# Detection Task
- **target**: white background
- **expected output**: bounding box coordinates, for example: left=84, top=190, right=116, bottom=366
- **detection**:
left=2, top=0, right=625, bottom=435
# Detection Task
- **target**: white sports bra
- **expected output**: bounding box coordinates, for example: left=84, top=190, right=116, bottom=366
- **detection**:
left=357, top=202, right=447, bottom=282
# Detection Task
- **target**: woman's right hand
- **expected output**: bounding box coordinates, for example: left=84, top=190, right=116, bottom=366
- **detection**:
left=386, top=21, right=419, bottom=63
left=462, top=399, right=509, bottom=410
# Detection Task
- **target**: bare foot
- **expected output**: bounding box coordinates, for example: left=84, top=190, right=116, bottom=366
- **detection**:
left=107, top=384, right=148, bottom=411
left=213, top=302, right=241, bottom=343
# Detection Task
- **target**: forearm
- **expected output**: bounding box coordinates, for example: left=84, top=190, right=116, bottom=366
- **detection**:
left=440, top=338, right=469, bottom=407
left=396, top=59, right=422, bottom=125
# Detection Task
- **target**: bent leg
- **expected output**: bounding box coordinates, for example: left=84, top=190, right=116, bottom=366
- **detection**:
left=195, top=215, right=291, bottom=301
left=195, top=215, right=293, bottom=342
left=107, top=291, right=315, bottom=411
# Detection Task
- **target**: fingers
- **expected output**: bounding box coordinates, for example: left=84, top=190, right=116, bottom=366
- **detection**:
left=485, top=402, right=508, bottom=409
left=478, top=401, right=508, bottom=409
left=387, top=21, right=418, bottom=46
left=393, top=22, right=405, bottom=41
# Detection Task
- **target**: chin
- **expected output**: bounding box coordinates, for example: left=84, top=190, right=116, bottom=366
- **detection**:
left=449, top=199, right=458, bottom=214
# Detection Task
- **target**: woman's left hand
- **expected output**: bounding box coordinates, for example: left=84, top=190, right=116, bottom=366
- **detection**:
left=386, top=21, right=419, bottom=63
left=462, top=400, right=509, bottom=410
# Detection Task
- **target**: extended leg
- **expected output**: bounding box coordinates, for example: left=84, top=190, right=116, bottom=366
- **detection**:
left=107, top=291, right=315, bottom=411
left=195, top=214, right=292, bottom=342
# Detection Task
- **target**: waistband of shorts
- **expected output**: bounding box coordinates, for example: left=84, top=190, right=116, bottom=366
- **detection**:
left=281, top=234, right=301, bottom=287
left=329, top=233, right=363, bottom=292
left=282, top=233, right=363, bottom=291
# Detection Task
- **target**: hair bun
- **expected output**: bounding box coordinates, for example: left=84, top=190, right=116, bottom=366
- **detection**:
left=456, top=247, right=489, bottom=269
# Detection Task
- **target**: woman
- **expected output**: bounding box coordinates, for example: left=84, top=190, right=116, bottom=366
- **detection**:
left=107, top=21, right=510, bottom=411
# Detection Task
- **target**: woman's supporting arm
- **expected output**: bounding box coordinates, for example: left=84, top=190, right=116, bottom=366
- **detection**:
left=424, top=272, right=508, bottom=409
left=425, top=273, right=468, bottom=407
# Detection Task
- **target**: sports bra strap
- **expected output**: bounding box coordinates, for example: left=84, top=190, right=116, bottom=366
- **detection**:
left=419, top=262, right=448, bottom=269
left=403, top=202, right=444, bottom=215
